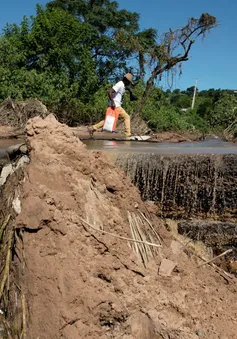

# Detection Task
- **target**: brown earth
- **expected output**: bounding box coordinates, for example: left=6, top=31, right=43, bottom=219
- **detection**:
left=14, top=115, right=237, bottom=339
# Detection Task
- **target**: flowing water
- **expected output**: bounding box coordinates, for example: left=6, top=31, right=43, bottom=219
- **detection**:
left=1, top=137, right=236, bottom=156
left=83, top=137, right=237, bottom=155
left=116, top=152, right=237, bottom=218
left=83, top=137, right=237, bottom=218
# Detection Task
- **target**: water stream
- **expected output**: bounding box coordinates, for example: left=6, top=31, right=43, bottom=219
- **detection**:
left=1, top=137, right=236, bottom=156
left=82, top=137, right=237, bottom=218
left=83, top=137, right=237, bottom=155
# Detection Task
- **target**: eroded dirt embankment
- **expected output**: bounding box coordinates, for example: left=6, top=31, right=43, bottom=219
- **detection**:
left=10, top=115, right=237, bottom=338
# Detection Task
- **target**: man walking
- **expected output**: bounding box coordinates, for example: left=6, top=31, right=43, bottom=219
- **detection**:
left=88, top=73, right=137, bottom=138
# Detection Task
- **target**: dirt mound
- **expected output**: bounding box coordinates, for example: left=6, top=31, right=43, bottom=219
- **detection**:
left=0, top=98, right=48, bottom=128
left=14, top=115, right=237, bottom=339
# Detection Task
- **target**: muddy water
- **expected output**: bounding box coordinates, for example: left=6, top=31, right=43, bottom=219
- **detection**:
left=0, top=139, right=24, bottom=157
left=83, top=137, right=237, bottom=218
left=83, top=137, right=237, bottom=154
left=1, top=137, right=236, bottom=156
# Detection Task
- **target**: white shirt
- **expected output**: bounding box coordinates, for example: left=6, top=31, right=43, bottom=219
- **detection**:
left=111, top=81, right=125, bottom=107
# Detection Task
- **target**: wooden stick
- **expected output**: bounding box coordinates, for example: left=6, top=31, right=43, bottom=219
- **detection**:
left=2, top=319, right=13, bottom=339
left=177, top=238, right=233, bottom=280
left=20, top=294, right=26, bottom=339
left=0, top=215, right=11, bottom=241
left=133, top=214, right=149, bottom=265
left=198, top=249, right=233, bottom=268
left=128, top=213, right=139, bottom=255
left=0, top=231, right=13, bottom=300
left=138, top=210, right=162, bottom=245
left=78, top=217, right=161, bottom=248
left=134, top=214, right=151, bottom=260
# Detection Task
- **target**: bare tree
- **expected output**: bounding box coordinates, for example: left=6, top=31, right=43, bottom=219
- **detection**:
left=137, top=13, right=217, bottom=114
left=118, top=13, right=217, bottom=133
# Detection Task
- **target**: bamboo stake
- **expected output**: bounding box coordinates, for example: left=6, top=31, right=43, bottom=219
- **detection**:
left=20, top=294, right=26, bottom=339
left=129, top=212, right=152, bottom=266
left=2, top=319, right=13, bottom=339
left=198, top=249, right=233, bottom=268
left=132, top=214, right=148, bottom=265
left=128, top=213, right=140, bottom=256
left=138, top=210, right=162, bottom=245
left=134, top=214, right=150, bottom=262
left=78, top=217, right=161, bottom=248
left=0, top=231, right=13, bottom=300
left=0, top=214, right=11, bottom=242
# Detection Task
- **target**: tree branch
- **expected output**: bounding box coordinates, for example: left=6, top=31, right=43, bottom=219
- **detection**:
left=134, top=13, right=217, bottom=116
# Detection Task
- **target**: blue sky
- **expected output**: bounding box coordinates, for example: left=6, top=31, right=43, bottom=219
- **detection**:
left=0, top=0, right=236, bottom=90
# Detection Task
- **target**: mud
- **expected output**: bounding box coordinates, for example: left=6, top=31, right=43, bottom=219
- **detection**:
left=3, top=114, right=235, bottom=339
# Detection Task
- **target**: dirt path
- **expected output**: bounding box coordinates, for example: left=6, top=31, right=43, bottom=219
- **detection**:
left=71, top=126, right=204, bottom=143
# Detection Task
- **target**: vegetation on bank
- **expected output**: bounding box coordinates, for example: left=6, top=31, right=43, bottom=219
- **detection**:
left=0, top=0, right=235, bottom=135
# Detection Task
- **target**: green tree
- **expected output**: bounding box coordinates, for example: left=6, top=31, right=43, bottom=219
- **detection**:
left=184, top=86, right=198, bottom=97
left=47, top=0, right=144, bottom=80
left=0, top=6, right=98, bottom=104
left=196, top=97, right=213, bottom=119
left=171, top=94, right=192, bottom=108
left=173, top=89, right=180, bottom=95
left=208, top=93, right=237, bottom=128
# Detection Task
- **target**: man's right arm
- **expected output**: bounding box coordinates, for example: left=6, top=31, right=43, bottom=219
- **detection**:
left=108, top=88, right=116, bottom=108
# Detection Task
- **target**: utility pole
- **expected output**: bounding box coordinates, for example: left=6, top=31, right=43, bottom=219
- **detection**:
left=191, top=78, right=198, bottom=110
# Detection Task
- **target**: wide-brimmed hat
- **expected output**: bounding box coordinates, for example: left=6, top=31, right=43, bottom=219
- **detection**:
left=124, top=73, right=134, bottom=84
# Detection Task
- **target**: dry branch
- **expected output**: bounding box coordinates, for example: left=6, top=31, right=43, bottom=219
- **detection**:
left=183, top=243, right=233, bottom=281
left=135, top=13, right=217, bottom=116
left=79, top=217, right=161, bottom=248
left=198, top=249, right=233, bottom=268
left=20, top=294, right=27, bottom=339
left=0, top=215, right=11, bottom=242
left=223, top=118, right=237, bottom=140
left=0, top=231, right=14, bottom=300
